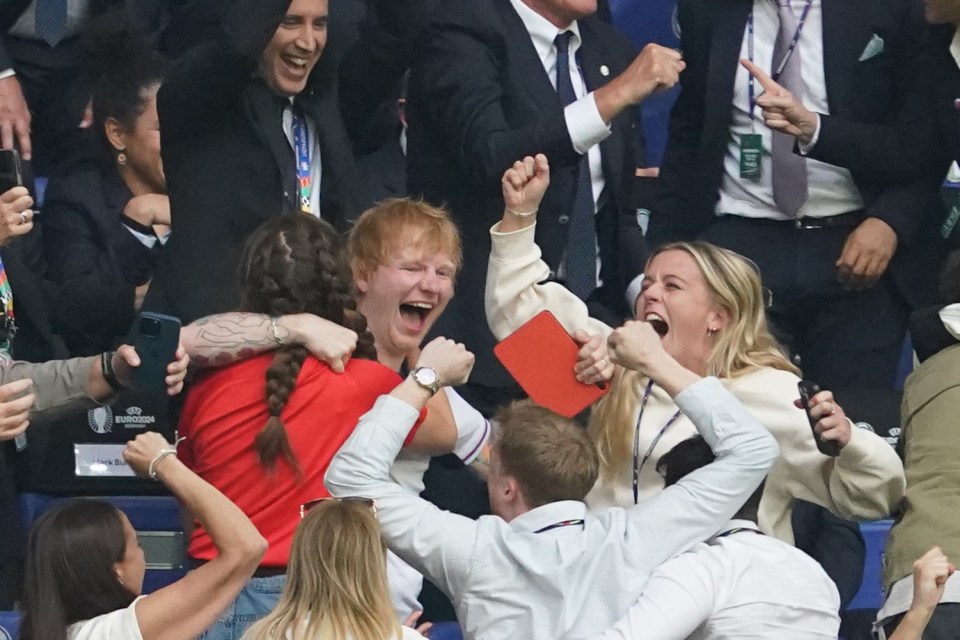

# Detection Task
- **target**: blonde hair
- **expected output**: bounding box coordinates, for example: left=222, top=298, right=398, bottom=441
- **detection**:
left=589, top=241, right=797, bottom=480
left=348, top=198, right=462, bottom=283
left=242, top=500, right=400, bottom=640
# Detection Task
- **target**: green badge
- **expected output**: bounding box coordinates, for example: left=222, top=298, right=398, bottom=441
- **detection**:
left=739, top=133, right=763, bottom=181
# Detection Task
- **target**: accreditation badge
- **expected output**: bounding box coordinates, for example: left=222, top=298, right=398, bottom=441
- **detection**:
left=739, top=133, right=763, bottom=181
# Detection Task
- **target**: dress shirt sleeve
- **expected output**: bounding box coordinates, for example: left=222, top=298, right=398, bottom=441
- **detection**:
left=797, top=114, right=821, bottom=155
left=622, top=377, right=779, bottom=570
left=486, top=222, right=613, bottom=340
left=592, top=550, right=717, bottom=640
left=325, top=394, right=481, bottom=599
left=564, top=93, right=612, bottom=155
left=733, top=369, right=905, bottom=521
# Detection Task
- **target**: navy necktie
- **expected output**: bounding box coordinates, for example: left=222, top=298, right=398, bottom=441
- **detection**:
left=554, top=31, right=597, bottom=300
left=35, top=0, right=69, bottom=47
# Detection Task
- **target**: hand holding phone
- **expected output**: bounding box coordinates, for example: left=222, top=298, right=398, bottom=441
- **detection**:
left=131, top=312, right=182, bottom=391
left=797, top=380, right=841, bottom=457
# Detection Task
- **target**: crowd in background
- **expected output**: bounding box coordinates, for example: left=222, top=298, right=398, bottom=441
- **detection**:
left=0, top=0, right=958, bottom=638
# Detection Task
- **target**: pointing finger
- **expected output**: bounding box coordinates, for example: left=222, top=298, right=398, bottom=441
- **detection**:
left=740, top=58, right=782, bottom=94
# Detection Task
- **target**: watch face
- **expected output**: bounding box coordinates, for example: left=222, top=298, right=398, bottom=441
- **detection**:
left=415, top=367, right=439, bottom=386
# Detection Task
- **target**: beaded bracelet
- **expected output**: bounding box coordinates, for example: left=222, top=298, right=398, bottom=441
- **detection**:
left=101, top=350, right=127, bottom=391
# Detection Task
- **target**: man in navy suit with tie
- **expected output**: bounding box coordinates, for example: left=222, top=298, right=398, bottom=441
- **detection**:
left=407, top=0, right=682, bottom=413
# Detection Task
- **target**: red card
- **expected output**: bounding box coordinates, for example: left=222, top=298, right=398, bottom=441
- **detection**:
left=494, top=311, right=609, bottom=417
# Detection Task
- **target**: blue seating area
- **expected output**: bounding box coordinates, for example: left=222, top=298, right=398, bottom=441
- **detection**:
left=0, top=609, right=18, bottom=640
left=848, top=519, right=895, bottom=611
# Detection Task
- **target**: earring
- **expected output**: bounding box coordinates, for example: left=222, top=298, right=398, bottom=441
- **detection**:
left=117, top=150, right=127, bottom=166
left=707, top=327, right=719, bottom=337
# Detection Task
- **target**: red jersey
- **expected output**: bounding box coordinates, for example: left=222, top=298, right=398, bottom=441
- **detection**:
left=178, top=354, right=419, bottom=567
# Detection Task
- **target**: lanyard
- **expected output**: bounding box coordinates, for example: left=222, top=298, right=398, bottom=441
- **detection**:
left=716, top=527, right=765, bottom=539
left=534, top=519, right=586, bottom=534
left=632, top=380, right=682, bottom=505
left=0, top=252, right=15, bottom=352
left=291, top=107, right=313, bottom=215
left=746, top=0, right=814, bottom=123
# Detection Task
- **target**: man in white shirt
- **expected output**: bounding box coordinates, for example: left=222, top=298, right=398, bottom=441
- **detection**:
left=326, top=321, right=780, bottom=640
left=595, top=436, right=840, bottom=640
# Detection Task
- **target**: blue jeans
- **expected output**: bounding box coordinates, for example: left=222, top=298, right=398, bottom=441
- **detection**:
left=198, top=574, right=286, bottom=640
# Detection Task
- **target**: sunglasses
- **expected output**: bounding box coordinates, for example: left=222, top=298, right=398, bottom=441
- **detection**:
left=299, top=496, right=376, bottom=519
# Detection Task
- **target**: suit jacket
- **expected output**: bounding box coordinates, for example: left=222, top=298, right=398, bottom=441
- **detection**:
left=407, top=0, right=646, bottom=386
left=356, top=133, right=406, bottom=212
left=648, top=0, right=944, bottom=279
left=144, top=0, right=361, bottom=323
left=43, top=160, right=156, bottom=356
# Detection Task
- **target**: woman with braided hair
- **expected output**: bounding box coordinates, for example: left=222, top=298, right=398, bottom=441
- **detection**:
left=175, top=214, right=453, bottom=640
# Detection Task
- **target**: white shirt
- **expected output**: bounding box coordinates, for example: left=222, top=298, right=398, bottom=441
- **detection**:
left=388, top=387, right=491, bottom=619
left=952, top=28, right=960, bottom=68
left=593, top=520, right=841, bottom=640
left=326, top=377, right=779, bottom=640
left=508, top=0, right=611, bottom=285
left=8, top=0, right=90, bottom=41
left=68, top=598, right=143, bottom=640
left=282, top=103, right=322, bottom=217
left=717, top=0, right=864, bottom=220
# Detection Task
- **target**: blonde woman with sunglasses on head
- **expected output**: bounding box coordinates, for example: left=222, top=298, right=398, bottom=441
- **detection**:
left=243, top=498, right=429, bottom=640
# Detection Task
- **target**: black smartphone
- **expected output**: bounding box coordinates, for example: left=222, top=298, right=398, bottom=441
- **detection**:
left=132, top=312, right=181, bottom=391
left=0, top=148, right=23, bottom=194
left=797, top=380, right=841, bottom=457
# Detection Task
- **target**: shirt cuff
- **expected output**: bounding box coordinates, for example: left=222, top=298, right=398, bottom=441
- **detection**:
left=797, top=114, right=821, bottom=155
left=124, top=226, right=158, bottom=249
left=564, top=92, right=612, bottom=155
left=489, top=221, right=539, bottom=260
left=0, top=69, right=16, bottom=81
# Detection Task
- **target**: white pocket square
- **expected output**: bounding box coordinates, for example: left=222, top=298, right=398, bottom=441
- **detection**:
left=859, top=34, right=885, bottom=61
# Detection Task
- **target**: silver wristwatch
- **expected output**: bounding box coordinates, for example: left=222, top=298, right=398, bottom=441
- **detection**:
left=410, top=366, right=441, bottom=395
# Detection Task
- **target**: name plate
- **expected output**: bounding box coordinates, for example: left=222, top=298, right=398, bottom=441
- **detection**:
left=75, top=444, right=135, bottom=477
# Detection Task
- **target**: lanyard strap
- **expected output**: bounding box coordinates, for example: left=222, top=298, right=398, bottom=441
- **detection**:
left=291, top=107, right=313, bottom=215
left=715, top=527, right=765, bottom=539
left=534, top=519, right=586, bottom=534
left=0, top=252, right=15, bottom=351
left=632, top=380, right=682, bottom=505
left=746, top=0, right=814, bottom=121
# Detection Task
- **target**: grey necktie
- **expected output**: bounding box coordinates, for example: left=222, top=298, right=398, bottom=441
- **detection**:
left=35, top=0, right=69, bottom=47
left=770, top=1, right=809, bottom=217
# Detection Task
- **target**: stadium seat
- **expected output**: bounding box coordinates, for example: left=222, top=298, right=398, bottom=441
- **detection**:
left=0, top=609, right=19, bottom=640
left=430, top=621, right=464, bottom=640
left=18, top=492, right=187, bottom=593
left=848, top=519, right=894, bottom=610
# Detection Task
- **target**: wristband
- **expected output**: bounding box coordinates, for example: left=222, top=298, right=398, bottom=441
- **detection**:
left=101, top=351, right=127, bottom=391
left=270, top=317, right=285, bottom=345
left=148, top=448, right=178, bottom=480
left=505, top=207, right=538, bottom=218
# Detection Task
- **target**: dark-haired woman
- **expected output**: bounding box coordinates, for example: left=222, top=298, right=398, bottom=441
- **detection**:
left=177, top=214, right=455, bottom=640
left=42, top=24, right=170, bottom=356
left=19, top=431, right=267, bottom=640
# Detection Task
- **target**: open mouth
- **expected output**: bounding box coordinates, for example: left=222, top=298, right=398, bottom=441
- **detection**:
left=399, top=302, right=434, bottom=333
left=644, top=313, right=669, bottom=336
left=281, top=54, right=310, bottom=75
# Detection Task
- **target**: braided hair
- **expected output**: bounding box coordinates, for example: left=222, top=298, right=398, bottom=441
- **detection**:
left=239, top=215, right=377, bottom=474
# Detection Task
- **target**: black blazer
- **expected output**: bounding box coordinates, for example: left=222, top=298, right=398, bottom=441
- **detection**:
left=42, top=160, right=156, bottom=356
left=407, top=0, right=647, bottom=386
left=143, top=0, right=361, bottom=323
left=356, top=133, right=406, bottom=212
left=647, top=0, right=947, bottom=307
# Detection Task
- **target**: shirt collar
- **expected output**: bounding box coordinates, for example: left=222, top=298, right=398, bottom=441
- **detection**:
left=939, top=303, right=960, bottom=340
left=952, top=28, right=960, bottom=69
left=509, top=500, right=587, bottom=533
left=508, top=0, right=583, bottom=64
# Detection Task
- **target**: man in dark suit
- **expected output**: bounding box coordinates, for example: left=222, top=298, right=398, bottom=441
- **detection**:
left=407, top=0, right=679, bottom=413
left=647, top=0, right=944, bottom=393
left=144, top=0, right=418, bottom=323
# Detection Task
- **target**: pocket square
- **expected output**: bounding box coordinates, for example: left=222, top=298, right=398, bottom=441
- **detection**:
left=859, top=34, right=885, bottom=61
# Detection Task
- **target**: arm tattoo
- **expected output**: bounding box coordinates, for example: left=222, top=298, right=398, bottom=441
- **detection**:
left=185, top=312, right=288, bottom=369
